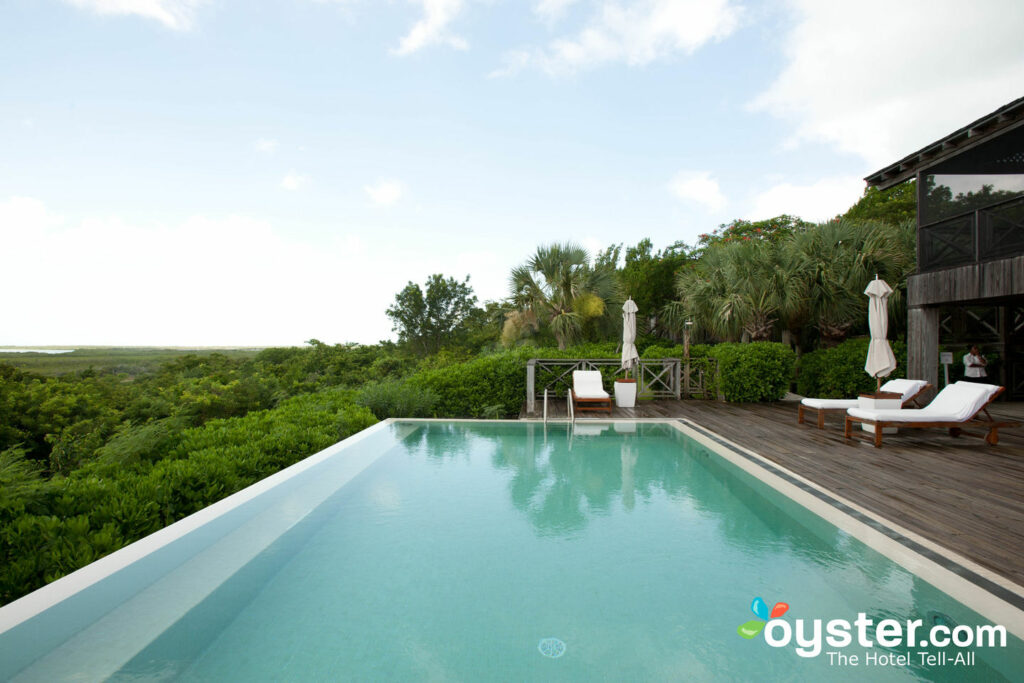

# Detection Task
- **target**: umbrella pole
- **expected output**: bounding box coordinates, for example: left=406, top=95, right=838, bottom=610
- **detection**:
left=876, top=376, right=881, bottom=392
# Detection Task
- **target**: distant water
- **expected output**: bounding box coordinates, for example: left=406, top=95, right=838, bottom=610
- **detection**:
left=0, top=349, right=74, bottom=354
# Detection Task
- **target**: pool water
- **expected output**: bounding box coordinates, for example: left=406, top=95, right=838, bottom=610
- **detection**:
left=2, top=421, right=1022, bottom=681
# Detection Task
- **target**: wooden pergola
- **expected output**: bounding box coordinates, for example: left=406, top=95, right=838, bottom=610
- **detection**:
left=865, top=96, right=1024, bottom=398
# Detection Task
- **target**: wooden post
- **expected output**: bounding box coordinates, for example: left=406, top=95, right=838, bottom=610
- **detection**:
left=674, top=359, right=681, bottom=400
left=526, top=359, right=536, bottom=415
left=683, top=322, right=691, bottom=400
left=908, top=306, right=939, bottom=400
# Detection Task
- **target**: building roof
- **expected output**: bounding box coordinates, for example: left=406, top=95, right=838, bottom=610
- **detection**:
left=864, top=96, right=1024, bottom=190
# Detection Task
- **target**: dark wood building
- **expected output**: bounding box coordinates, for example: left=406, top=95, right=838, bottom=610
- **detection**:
left=865, top=96, right=1024, bottom=398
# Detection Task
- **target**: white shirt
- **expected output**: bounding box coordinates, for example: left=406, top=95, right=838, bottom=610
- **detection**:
left=963, top=353, right=987, bottom=378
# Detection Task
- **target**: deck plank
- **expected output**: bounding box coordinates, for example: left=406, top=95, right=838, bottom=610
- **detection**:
left=522, top=398, right=1024, bottom=587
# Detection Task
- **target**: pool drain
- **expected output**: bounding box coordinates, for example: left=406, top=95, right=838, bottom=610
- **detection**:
left=538, top=637, right=566, bottom=659
left=927, top=610, right=958, bottom=629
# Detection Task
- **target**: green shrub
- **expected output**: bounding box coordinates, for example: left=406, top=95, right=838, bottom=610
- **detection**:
left=94, top=417, right=190, bottom=471
left=641, top=343, right=714, bottom=361
left=797, top=338, right=908, bottom=398
left=356, top=380, right=438, bottom=419
left=527, top=342, right=620, bottom=359
left=408, top=353, right=525, bottom=418
left=709, top=342, right=795, bottom=402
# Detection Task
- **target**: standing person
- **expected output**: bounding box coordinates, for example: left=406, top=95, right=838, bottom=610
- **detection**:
left=962, top=345, right=988, bottom=381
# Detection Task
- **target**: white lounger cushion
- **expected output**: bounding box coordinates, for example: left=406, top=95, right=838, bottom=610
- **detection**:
left=847, top=381, right=1000, bottom=423
left=800, top=378, right=928, bottom=410
left=572, top=370, right=609, bottom=399
left=801, top=398, right=857, bottom=409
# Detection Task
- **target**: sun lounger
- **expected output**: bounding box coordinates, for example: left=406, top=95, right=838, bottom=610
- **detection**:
left=571, top=370, right=612, bottom=414
left=798, top=379, right=930, bottom=429
left=844, top=381, right=1019, bottom=447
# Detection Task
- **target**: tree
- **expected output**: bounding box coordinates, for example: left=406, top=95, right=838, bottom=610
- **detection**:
left=693, top=215, right=812, bottom=254
left=842, top=180, right=917, bottom=226
left=617, top=238, right=691, bottom=339
left=506, top=242, right=619, bottom=349
left=672, top=240, right=785, bottom=342
left=386, top=274, right=478, bottom=356
left=784, top=218, right=914, bottom=346
left=667, top=217, right=916, bottom=351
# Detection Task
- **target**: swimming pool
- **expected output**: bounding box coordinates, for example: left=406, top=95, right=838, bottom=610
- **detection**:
left=1, top=420, right=1022, bottom=680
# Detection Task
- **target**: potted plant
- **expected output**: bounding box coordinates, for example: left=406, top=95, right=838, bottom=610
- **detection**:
left=614, top=378, right=637, bottom=408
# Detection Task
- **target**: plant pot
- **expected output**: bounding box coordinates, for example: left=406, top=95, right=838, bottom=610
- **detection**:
left=614, top=379, right=637, bottom=408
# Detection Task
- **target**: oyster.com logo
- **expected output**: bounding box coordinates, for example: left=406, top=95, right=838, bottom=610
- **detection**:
left=737, top=596, right=789, bottom=639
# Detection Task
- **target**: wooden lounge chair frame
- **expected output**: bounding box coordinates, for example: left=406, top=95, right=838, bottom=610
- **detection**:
left=571, top=389, right=612, bottom=414
left=798, top=384, right=931, bottom=429
left=843, top=386, right=1019, bottom=448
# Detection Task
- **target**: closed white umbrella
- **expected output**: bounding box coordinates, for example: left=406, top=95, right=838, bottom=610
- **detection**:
left=864, top=277, right=897, bottom=391
left=621, top=298, right=640, bottom=372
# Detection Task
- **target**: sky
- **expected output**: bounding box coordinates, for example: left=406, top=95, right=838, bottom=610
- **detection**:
left=2, top=0, right=1023, bottom=347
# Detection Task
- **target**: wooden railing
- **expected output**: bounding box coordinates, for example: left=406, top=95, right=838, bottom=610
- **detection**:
left=525, top=358, right=718, bottom=414
left=919, top=194, right=1024, bottom=271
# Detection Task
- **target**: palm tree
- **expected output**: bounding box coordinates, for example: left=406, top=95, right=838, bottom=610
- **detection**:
left=506, top=242, right=620, bottom=349
left=664, top=217, right=916, bottom=350
left=784, top=218, right=914, bottom=347
left=672, top=240, right=785, bottom=342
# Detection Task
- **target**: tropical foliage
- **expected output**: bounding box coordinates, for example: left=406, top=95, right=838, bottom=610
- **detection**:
left=670, top=218, right=915, bottom=349
left=505, top=242, right=620, bottom=349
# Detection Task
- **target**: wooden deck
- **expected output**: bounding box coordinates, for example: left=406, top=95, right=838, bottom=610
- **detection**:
left=522, top=398, right=1024, bottom=587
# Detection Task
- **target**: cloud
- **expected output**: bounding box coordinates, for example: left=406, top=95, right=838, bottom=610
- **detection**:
left=280, top=171, right=309, bottom=191
left=0, top=197, right=383, bottom=345
left=747, top=175, right=864, bottom=223
left=364, top=180, right=404, bottom=205
left=0, top=197, right=525, bottom=345
left=749, top=0, right=1024, bottom=168
left=493, top=0, right=742, bottom=76
left=534, top=0, right=581, bottom=23
left=61, top=0, right=205, bottom=30
left=393, top=0, right=468, bottom=56
left=668, top=171, right=726, bottom=212
left=255, top=138, right=279, bottom=154
left=0, top=197, right=65, bottom=235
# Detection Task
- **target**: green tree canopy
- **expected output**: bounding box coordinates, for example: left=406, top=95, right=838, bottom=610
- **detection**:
left=617, top=238, right=690, bottom=338
left=842, top=180, right=917, bottom=226
left=386, top=274, right=479, bottom=356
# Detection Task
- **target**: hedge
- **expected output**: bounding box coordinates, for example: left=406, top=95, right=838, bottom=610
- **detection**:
left=709, top=342, right=796, bottom=403
left=407, top=353, right=526, bottom=418
left=797, top=338, right=908, bottom=399
left=403, top=340, right=801, bottom=414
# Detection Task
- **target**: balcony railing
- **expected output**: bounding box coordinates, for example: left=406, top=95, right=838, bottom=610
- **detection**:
left=525, top=357, right=718, bottom=414
left=919, top=194, right=1024, bottom=272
